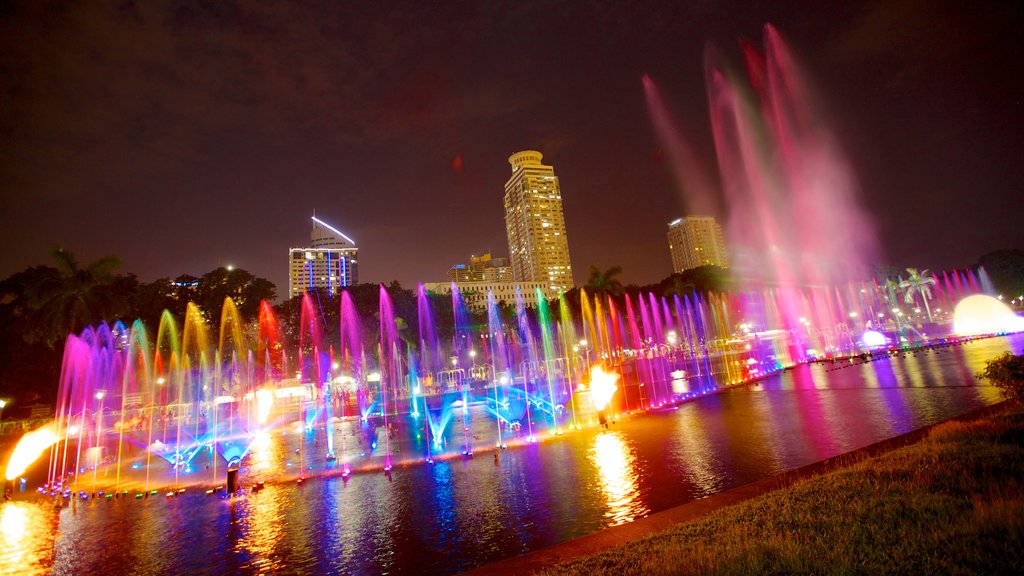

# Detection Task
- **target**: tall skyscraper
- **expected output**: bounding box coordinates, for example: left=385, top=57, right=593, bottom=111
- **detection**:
left=289, top=216, right=359, bottom=298
left=667, top=216, right=729, bottom=273
left=504, top=150, right=574, bottom=293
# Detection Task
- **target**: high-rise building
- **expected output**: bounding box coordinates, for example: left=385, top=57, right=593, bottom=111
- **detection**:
left=447, top=252, right=512, bottom=283
left=503, top=150, right=574, bottom=293
left=289, top=216, right=359, bottom=298
left=667, top=216, right=729, bottom=273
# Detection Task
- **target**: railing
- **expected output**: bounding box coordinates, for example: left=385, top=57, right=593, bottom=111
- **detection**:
left=0, top=417, right=54, bottom=438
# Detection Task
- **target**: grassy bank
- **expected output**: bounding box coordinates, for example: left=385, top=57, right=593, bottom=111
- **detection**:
left=538, top=404, right=1024, bottom=575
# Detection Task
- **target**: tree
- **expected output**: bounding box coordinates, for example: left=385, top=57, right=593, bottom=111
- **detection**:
left=586, top=265, right=625, bottom=297
left=196, top=267, right=277, bottom=320
left=130, top=278, right=182, bottom=328
left=899, top=268, right=936, bottom=322
left=25, top=248, right=128, bottom=347
left=880, top=277, right=905, bottom=332
left=661, top=265, right=730, bottom=297
left=977, top=352, right=1024, bottom=402
left=0, top=266, right=65, bottom=400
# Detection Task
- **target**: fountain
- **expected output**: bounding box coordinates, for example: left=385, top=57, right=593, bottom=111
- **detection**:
left=25, top=271, right=1019, bottom=504
left=27, top=25, right=1024, bottom=502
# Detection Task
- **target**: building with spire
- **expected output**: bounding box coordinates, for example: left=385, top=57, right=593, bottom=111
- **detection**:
left=289, top=216, right=359, bottom=298
left=667, top=216, right=729, bottom=273
left=503, top=150, right=574, bottom=293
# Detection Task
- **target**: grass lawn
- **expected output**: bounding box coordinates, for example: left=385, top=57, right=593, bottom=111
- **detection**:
left=538, top=403, right=1024, bottom=575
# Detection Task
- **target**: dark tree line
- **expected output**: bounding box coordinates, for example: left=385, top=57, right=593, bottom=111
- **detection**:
left=0, top=249, right=277, bottom=408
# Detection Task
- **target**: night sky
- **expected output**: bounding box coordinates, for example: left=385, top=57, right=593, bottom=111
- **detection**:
left=2, top=1, right=1022, bottom=297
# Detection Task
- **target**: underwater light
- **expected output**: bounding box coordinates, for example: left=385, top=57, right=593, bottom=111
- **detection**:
left=860, top=330, right=887, bottom=348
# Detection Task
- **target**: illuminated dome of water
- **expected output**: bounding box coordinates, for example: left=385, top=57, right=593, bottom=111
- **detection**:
left=953, top=295, right=1024, bottom=336
left=859, top=330, right=888, bottom=349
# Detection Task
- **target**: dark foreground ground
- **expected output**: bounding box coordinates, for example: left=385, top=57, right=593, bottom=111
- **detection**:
left=468, top=401, right=1024, bottom=575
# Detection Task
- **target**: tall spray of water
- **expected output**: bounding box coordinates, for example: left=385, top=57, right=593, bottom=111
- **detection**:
left=646, top=24, right=879, bottom=287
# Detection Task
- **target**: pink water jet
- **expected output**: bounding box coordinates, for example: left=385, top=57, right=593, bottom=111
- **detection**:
left=646, top=24, right=880, bottom=291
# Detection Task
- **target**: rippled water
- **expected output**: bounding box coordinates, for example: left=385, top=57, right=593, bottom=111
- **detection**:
left=5, top=335, right=1020, bottom=575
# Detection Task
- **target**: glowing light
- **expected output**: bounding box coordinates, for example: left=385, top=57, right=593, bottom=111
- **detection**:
left=860, top=330, right=888, bottom=348
left=953, top=295, right=1024, bottom=336
left=273, top=386, right=308, bottom=399
left=255, top=389, right=273, bottom=425
left=311, top=216, right=356, bottom=245
left=6, top=426, right=59, bottom=480
left=1, top=504, right=28, bottom=545
left=366, top=372, right=381, bottom=383
left=589, top=365, right=619, bottom=411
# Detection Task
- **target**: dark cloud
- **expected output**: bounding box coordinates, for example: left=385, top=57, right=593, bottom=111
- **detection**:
left=1, top=0, right=1022, bottom=295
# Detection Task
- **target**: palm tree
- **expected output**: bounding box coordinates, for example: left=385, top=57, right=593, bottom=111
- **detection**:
left=26, top=247, right=125, bottom=347
left=879, top=276, right=904, bottom=333
left=586, top=265, right=624, bottom=297
left=899, top=268, right=937, bottom=323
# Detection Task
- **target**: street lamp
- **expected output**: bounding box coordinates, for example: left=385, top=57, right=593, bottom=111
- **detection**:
left=578, top=339, right=591, bottom=365
left=0, top=399, right=6, bottom=431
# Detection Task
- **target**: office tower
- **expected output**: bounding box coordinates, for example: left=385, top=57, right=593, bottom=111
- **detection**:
left=504, top=150, right=574, bottom=293
left=667, top=216, right=729, bottom=273
left=447, top=252, right=512, bottom=283
left=288, top=216, right=359, bottom=298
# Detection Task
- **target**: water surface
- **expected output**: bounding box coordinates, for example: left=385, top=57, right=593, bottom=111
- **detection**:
left=6, top=335, right=1020, bottom=576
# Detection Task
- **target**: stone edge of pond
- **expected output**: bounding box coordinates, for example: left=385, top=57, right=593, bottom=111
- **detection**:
left=459, top=399, right=1010, bottom=576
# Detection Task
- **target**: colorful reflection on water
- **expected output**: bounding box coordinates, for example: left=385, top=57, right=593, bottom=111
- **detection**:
left=10, top=335, right=1020, bottom=575
left=0, top=502, right=57, bottom=576
left=589, top=431, right=648, bottom=526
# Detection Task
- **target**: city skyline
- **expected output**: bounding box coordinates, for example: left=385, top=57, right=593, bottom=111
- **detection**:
left=1, top=2, right=1022, bottom=295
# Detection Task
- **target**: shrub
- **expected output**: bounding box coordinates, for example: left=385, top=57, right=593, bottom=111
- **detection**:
left=977, top=352, right=1024, bottom=402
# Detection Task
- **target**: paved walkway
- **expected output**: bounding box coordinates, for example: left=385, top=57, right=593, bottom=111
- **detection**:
left=461, top=402, right=1006, bottom=576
